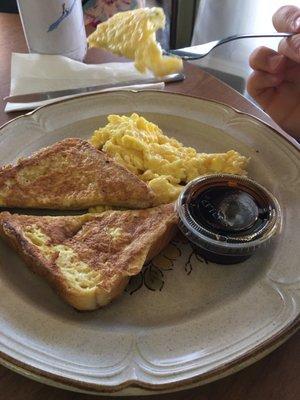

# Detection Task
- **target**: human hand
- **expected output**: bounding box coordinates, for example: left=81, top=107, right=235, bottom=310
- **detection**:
left=247, top=6, right=300, bottom=139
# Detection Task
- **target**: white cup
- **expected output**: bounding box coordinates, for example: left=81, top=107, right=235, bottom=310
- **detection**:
left=17, top=0, right=87, bottom=61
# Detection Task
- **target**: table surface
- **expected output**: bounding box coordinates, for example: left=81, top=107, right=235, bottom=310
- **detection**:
left=0, top=12, right=299, bottom=400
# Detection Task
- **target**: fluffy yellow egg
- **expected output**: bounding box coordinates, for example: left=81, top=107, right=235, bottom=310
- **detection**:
left=90, top=114, right=249, bottom=204
left=87, top=7, right=183, bottom=77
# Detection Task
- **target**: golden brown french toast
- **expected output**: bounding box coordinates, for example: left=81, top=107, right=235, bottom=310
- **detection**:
left=0, top=138, right=155, bottom=210
left=0, top=204, right=177, bottom=310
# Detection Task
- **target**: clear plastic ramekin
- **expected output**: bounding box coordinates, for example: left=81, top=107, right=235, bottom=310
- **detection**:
left=176, top=174, right=282, bottom=264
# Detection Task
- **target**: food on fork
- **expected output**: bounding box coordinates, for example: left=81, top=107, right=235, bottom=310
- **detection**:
left=0, top=204, right=177, bottom=310
left=0, top=138, right=155, bottom=210
left=87, top=7, right=183, bottom=77
left=90, top=114, right=249, bottom=204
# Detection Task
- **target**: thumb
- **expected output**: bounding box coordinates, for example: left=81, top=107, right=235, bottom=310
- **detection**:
left=278, top=34, right=300, bottom=63
left=272, top=6, right=300, bottom=32
left=273, top=6, right=300, bottom=63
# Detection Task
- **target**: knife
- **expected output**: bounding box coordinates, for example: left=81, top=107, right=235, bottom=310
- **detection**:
left=4, top=73, right=185, bottom=103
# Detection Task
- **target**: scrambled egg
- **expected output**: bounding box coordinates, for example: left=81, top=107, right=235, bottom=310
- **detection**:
left=88, top=204, right=126, bottom=213
left=87, top=7, right=182, bottom=77
left=90, top=114, right=249, bottom=205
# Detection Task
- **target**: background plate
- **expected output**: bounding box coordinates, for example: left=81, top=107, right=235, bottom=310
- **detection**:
left=0, top=91, right=299, bottom=395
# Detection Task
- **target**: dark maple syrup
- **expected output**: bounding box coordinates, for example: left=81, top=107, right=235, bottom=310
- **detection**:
left=176, top=175, right=282, bottom=264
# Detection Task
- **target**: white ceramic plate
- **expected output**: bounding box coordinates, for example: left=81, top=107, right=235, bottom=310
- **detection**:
left=0, top=91, right=299, bottom=395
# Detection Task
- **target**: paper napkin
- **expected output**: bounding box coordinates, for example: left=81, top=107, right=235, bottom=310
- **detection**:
left=5, top=53, right=164, bottom=112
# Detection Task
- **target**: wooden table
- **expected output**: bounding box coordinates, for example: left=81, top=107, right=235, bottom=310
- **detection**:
left=0, top=12, right=299, bottom=400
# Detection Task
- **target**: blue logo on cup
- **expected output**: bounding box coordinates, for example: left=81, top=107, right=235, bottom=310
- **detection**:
left=48, top=0, right=77, bottom=32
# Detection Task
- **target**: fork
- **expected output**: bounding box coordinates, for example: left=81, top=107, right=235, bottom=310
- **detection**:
left=167, top=33, right=294, bottom=60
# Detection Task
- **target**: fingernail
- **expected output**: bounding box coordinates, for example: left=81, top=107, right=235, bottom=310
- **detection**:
left=293, top=17, right=300, bottom=31
left=268, top=55, right=284, bottom=71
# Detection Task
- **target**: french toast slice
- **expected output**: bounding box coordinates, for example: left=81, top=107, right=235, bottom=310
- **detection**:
left=0, top=204, right=177, bottom=310
left=0, top=138, right=155, bottom=210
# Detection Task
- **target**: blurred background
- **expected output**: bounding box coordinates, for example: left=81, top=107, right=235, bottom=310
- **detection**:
left=2, top=0, right=300, bottom=95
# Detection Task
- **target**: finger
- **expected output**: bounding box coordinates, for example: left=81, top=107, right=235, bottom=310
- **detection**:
left=247, top=70, right=284, bottom=100
left=249, top=46, right=286, bottom=73
left=278, top=34, right=300, bottom=63
left=272, top=5, right=300, bottom=32
left=284, top=61, right=300, bottom=82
